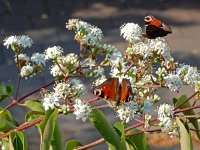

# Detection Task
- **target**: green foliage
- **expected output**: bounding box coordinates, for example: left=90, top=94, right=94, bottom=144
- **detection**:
left=25, top=111, right=44, bottom=123
left=65, top=140, right=83, bottom=150
left=0, top=85, right=13, bottom=103
left=176, top=118, right=193, bottom=150
left=9, top=131, right=27, bottom=150
left=0, top=108, right=18, bottom=132
left=38, top=109, right=60, bottom=150
left=173, top=94, right=200, bottom=139
left=89, top=109, right=125, bottom=150
left=114, top=122, right=149, bottom=150
left=23, top=100, right=45, bottom=112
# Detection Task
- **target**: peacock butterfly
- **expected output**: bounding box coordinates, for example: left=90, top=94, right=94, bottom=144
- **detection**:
left=93, top=78, right=134, bottom=105
left=144, top=13, right=172, bottom=39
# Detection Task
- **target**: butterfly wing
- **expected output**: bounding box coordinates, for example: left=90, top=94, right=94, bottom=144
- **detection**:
left=120, top=79, right=133, bottom=103
left=93, top=78, right=119, bottom=100
left=145, top=13, right=172, bottom=39
left=93, top=78, right=133, bottom=105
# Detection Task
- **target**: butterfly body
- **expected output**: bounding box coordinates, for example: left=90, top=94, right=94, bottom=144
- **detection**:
left=144, top=13, right=172, bottom=39
left=93, top=78, right=133, bottom=105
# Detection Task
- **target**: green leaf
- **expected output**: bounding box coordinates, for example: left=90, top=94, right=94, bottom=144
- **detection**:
left=126, top=129, right=149, bottom=150
left=89, top=109, right=124, bottom=150
left=23, top=100, right=45, bottom=112
left=39, top=109, right=58, bottom=150
left=25, top=111, right=44, bottom=123
left=9, top=131, right=27, bottom=150
left=173, top=95, right=200, bottom=139
left=113, top=122, right=125, bottom=143
left=50, top=123, right=63, bottom=150
left=0, top=118, right=16, bottom=132
left=65, top=140, right=82, bottom=150
left=176, top=117, right=193, bottom=150
left=2, top=137, right=9, bottom=150
left=0, top=108, right=18, bottom=126
left=0, top=85, right=13, bottom=103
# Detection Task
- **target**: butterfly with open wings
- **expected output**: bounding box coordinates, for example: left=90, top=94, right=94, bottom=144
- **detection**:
left=93, top=78, right=134, bottom=106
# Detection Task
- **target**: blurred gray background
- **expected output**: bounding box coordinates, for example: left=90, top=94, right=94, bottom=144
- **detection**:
left=0, top=0, right=200, bottom=149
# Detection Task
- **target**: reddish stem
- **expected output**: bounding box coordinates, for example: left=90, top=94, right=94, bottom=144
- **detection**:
left=0, top=117, right=43, bottom=139
left=5, top=80, right=55, bottom=109
left=174, top=105, right=200, bottom=114
left=92, top=104, right=109, bottom=110
left=174, top=91, right=199, bottom=110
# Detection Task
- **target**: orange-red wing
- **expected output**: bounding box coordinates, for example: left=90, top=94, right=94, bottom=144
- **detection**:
left=100, top=78, right=118, bottom=100
left=120, top=79, right=133, bottom=103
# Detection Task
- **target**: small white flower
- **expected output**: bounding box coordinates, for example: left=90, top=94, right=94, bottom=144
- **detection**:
left=93, top=75, right=107, bottom=86
left=120, top=23, right=142, bottom=44
left=109, top=52, right=123, bottom=67
left=141, top=100, right=153, bottom=114
left=93, top=66, right=105, bottom=77
left=3, top=36, right=18, bottom=49
left=66, top=19, right=103, bottom=46
left=70, top=78, right=86, bottom=96
left=16, top=35, right=33, bottom=48
left=54, top=82, right=70, bottom=99
left=117, top=104, right=136, bottom=123
left=156, top=67, right=167, bottom=79
left=144, top=114, right=152, bottom=129
left=58, top=104, right=70, bottom=114
left=63, top=53, right=78, bottom=65
left=50, top=64, right=65, bottom=77
left=159, top=117, right=173, bottom=132
left=42, top=92, right=60, bottom=111
left=148, top=38, right=172, bottom=63
left=20, top=64, right=34, bottom=78
left=176, top=64, right=200, bottom=85
left=158, top=103, right=174, bottom=118
left=45, top=46, right=63, bottom=60
left=102, top=44, right=117, bottom=54
left=165, top=74, right=182, bottom=92
left=73, top=98, right=92, bottom=122
left=31, top=53, right=46, bottom=66
left=15, top=53, right=29, bottom=62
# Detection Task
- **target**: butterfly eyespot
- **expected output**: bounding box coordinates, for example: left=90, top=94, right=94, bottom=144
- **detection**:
left=144, top=16, right=152, bottom=22
left=94, top=89, right=102, bottom=96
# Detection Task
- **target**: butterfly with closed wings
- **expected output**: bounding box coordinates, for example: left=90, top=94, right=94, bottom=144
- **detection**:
left=144, top=13, right=172, bottom=39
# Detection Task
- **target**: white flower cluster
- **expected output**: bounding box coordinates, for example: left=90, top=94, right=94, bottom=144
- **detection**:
left=53, top=78, right=85, bottom=99
left=19, top=52, right=46, bottom=79
left=3, top=35, right=33, bottom=50
left=66, top=19, right=103, bottom=46
left=108, top=52, right=137, bottom=85
left=45, top=46, right=63, bottom=60
left=120, top=23, right=142, bottom=44
left=15, top=53, right=29, bottom=63
left=73, top=98, right=92, bottom=122
left=31, top=53, right=46, bottom=66
left=20, top=64, right=34, bottom=79
left=42, top=78, right=86, bottom=111
left=125, top=37, right=172, bottom=65
left=157, top=104, right=178, bottom=136
left=3, top=35, right=46, bottom=79
left=164, top=74, right=183, bottom=92
left=117, top=101, right=138, bottom=123
left=101, top=44, right=117, bottom=54
left=50, top=53, right=78, bottom=77
left=149, top=38, right=172, bottom=63
left=42, top=92, right=60, bottom=111
left=176, top=64, right=200, bottom=85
